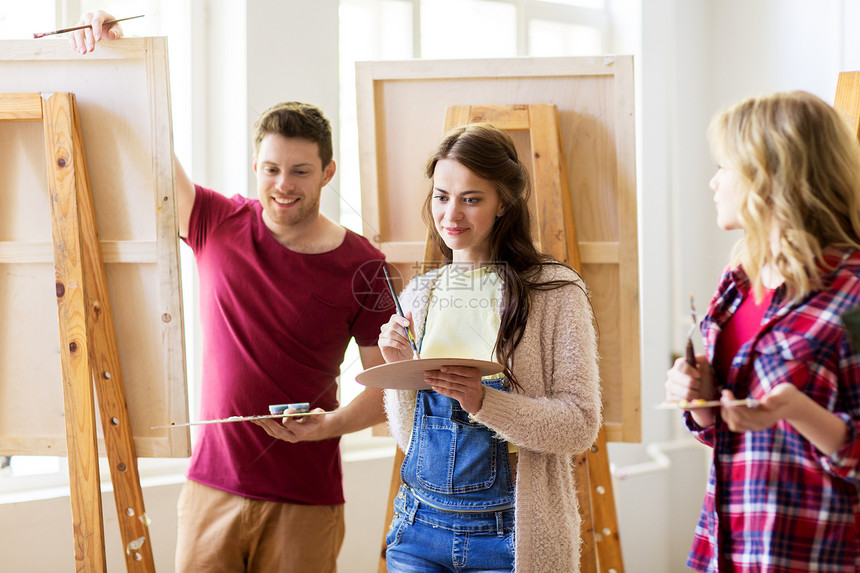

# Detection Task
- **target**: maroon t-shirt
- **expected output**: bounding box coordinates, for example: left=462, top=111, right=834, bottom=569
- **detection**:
left=183, top=185, right=389, bottom=504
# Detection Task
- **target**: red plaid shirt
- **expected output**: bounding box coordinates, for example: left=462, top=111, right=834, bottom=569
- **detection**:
left=686, top=250, right=860, bottom=572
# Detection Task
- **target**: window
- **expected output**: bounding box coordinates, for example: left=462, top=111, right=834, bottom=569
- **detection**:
left=421, top=0, right=517, bottom=59
left=0, top=1, right=55, bottom=38
left=542, top=0, right=605, bottom=7
left=530, top=19, right=602, bottom=56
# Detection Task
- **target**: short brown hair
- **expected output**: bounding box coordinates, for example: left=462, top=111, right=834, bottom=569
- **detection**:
left=253, top=101, right=333, bottom=167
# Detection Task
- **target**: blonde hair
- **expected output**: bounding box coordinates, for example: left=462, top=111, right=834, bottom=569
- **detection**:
left=707, top=91, right=860, bottom=302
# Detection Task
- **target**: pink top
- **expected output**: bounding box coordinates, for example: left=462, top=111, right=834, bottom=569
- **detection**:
left=183, top=185, right=388, bottom=504
left=714, top=286, right=775, bottom=385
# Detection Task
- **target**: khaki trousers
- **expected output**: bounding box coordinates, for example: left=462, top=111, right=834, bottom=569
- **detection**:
left=175, top=480, right=345, bottom=573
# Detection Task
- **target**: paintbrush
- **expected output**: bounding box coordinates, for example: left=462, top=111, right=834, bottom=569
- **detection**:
left=151, top=410, right=332, bottom=429
left=34, top=15, right=144, bottom=38
left=381, top=265, right=420, bottom=359
left=685, top=293, right=697, bottom=367
left=655, top=398, right=759, bottom=410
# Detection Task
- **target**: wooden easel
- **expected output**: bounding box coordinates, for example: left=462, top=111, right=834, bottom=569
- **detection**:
left=1, top=92, right=155, bottom=572
left=835, top=71, right=860, bottom=139
left=378, top=104, right=623, bottom=572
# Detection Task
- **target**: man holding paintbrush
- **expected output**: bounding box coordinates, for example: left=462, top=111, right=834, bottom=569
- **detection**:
left=72, top=12, right=391, bottom=573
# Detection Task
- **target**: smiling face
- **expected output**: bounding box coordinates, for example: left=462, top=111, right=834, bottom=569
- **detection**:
left=431, top=158, right=506, bottom=265
left=709, top=162, right=745, bottom=231
left=253, top=133, right=335, bottom=234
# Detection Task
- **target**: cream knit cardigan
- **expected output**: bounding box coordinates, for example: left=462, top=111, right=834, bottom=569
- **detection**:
left=383, top=264, right=602, bottom=573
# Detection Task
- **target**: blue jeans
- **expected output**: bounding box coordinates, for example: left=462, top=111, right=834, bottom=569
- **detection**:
left=386, top=486, right=515, bottom=573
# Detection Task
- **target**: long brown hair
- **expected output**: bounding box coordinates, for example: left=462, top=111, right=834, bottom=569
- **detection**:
left=423, top=123, right=584, bottom=390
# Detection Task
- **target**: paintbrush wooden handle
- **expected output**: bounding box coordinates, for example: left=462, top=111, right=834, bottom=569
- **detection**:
left=685, top=337, right=696, bottom=367
left=151, top=410, right=332, bottom=429
left=34, top=15, right=143, bottom=38
left=656, top=398, right=759, bottom=410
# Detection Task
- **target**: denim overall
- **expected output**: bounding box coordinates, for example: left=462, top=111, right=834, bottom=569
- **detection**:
left=385, top=375, right=516, bottom=572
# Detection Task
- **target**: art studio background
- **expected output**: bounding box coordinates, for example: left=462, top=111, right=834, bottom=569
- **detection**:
left=1, top=1, right=858, bottom=571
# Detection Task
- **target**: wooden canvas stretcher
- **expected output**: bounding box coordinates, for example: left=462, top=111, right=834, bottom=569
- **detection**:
left=0, top=37, right=187, bottom=572
left=356, top=57, right=641, bottom=444
left=0, top=38, right=188, bottom=459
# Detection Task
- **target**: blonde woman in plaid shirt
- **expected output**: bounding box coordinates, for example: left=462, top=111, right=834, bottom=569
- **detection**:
left=666, top=91, right=860, bottom=572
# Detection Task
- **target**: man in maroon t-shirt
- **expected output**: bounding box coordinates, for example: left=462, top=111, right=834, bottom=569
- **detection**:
left=173, top=109, right=389, bottom=573
left=73, top=14, right=390, bottom=573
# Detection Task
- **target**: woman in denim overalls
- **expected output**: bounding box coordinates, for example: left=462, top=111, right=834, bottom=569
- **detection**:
left=379, top=123, right=602, bottom=572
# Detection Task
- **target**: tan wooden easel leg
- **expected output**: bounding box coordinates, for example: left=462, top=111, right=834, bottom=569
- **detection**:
left=36, top=91, right=155, bottom=572
left=586, top=428, right=624, bottom=572
left=43, top=91, right=108, bottom=573
left=377, top=448, right=405, bottom=573
left=575, top=449, right=598, bottom=572
left=835, top=71, right=860, bottom=139
left=67, top=94, right=156, bottom=570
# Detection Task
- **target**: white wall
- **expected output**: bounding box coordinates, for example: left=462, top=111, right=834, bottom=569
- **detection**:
left=0, top=481, right=181, bottom=572
left=194, top=0, right=340, bottom=219
left=0, top=454, right=392, bottom=572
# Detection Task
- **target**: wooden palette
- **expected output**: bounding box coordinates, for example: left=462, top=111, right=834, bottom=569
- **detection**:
left=356, top=358, right=504, bottom=390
